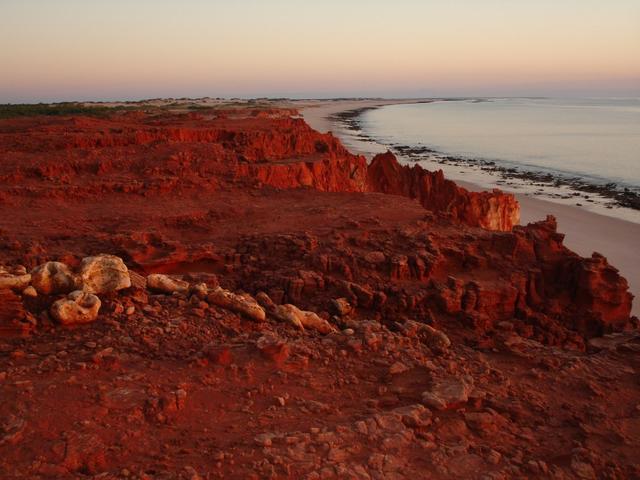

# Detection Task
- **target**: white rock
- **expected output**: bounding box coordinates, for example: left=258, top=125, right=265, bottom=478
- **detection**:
left=147, top=274, right=189, bottom=294
left=272, top=304, right=336, bottom=334
left=78, top=254, right=131, bottom=294
left=207, top=287, right=266, bottom=322
left=50, top=290, right=101, bottom=325
left=31, top=262, right=76, bottom=295
left=0, top=273, right=31, bottom=291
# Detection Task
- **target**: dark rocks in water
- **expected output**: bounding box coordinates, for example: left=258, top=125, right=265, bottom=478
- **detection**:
left=331, top=108, right=640, bottom=212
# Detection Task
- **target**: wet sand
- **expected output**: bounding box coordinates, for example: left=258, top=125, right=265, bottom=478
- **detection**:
left=301, top=100, right=640, bottom=315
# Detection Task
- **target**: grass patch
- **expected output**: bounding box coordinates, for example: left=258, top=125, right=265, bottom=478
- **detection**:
left=0, top=99, right=290, bottom=119
left=0, top=102, right=135, bottom=119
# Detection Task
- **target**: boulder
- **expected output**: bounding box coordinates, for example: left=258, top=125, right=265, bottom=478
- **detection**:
left=0, top=273, right=31, bottom=291
left=31, top=262, right=76, bottom=295
left=392, top=404, right=433, bottom=428
left=147, top=274, right=189, bottom=294
left=78, top=254, right=131, bottom=294
left=207, top=287, right=266, bottom=322
left=464, top=410, right=507, bottom=434
left=50, top=290, right=101, bottom=325
left=272, top=304, right=304, bottom=330
left=258, top=292, right=334, bottom=332
left=273, top=304, right=336, bottom=334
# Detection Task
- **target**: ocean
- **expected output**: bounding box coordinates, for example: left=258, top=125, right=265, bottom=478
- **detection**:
left=347, top=98, right=640, bottom=222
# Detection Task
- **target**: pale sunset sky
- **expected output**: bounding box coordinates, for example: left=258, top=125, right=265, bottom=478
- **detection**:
left=1, top=0, right=638, bottom=102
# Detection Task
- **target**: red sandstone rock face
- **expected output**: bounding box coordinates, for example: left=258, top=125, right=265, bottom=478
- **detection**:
left=513, top=216, right=633, bottom=335
left=0, top=112, right=516, bottom=229
left=0, top=110, right=368, bottom=199
left=222, top=213, right=633, bottom=345
left=0, top=108, right=633, bottom=342
left=367, top=151, right=520, bottom=231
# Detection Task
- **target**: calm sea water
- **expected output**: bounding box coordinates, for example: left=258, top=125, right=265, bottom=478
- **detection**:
left=360, top=98, right=640, bottom=190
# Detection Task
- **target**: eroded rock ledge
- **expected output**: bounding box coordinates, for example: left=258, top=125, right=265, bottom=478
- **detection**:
left=0, top=109, right=516, bottom=231
left=367, top=151, right=520, bottom=231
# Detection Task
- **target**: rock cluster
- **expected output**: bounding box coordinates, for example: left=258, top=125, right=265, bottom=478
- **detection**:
left=2, top=257, right=341, bottom=335
left=1, top=255, right=130, bottom=328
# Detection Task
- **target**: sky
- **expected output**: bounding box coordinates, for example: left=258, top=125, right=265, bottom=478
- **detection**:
left=1, top=0, right=639, bottom=102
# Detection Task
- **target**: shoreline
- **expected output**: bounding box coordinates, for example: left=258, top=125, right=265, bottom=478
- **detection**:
left=301, top=99, right=640, bottom=315
left=329, top=100, right=640, bottom=217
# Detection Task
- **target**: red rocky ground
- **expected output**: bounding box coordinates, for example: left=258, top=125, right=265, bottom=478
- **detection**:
left=0, top=108, right=638, bottom=479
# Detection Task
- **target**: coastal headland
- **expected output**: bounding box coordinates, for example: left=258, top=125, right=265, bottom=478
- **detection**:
left=302, top=99, right=640, bottom=316
left=0, top=101, right=638, bottom=478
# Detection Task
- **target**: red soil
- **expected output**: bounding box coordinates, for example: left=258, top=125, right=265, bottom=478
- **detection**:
left=0, top=109, right=637, bottom=479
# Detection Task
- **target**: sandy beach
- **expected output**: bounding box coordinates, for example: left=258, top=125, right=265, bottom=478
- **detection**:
left=297, top=99, right=426, bottom=134
left=302, top=100, right=640, bottom=315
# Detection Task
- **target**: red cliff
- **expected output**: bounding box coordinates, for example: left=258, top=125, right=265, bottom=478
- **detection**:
left=513, top=216, right=633, bottom=335
left=0, top=108, right=633, bottom=342
left=367, top=151, right=520, bottom=231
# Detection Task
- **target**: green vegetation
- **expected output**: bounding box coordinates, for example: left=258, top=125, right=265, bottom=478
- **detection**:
left=0, top=98, right=292, bottom=119
left=0, top=102, right=134, bottom=119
